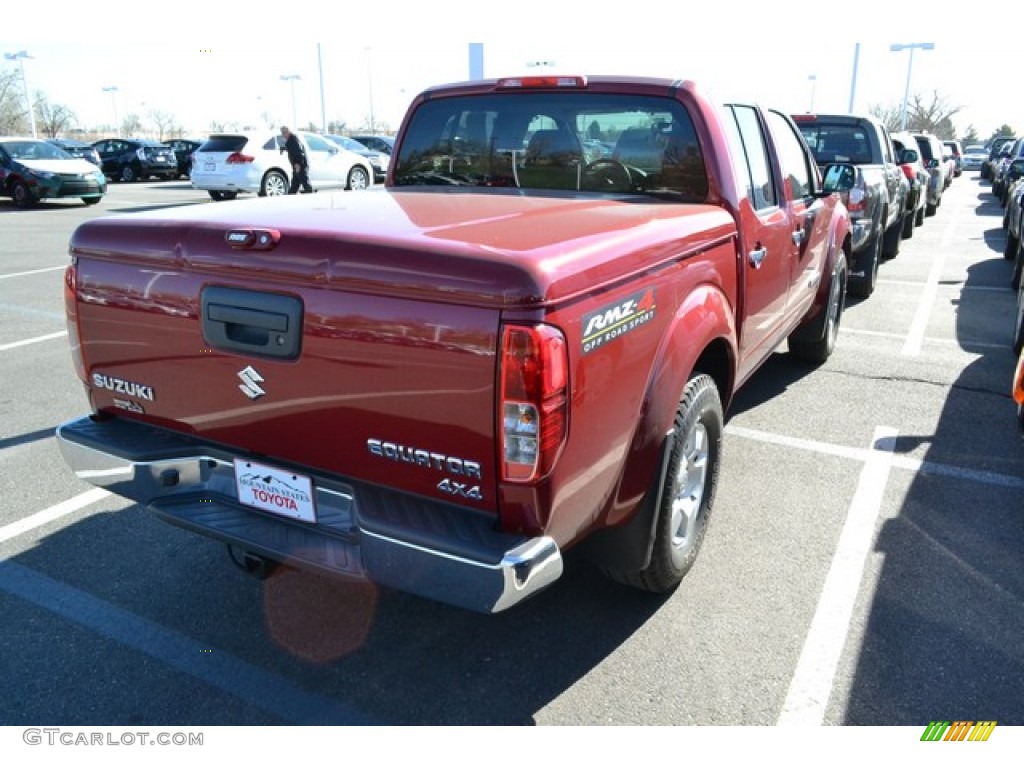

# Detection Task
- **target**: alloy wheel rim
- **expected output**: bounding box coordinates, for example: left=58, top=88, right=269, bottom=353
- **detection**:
left=670, top=420, right=708, bottom=564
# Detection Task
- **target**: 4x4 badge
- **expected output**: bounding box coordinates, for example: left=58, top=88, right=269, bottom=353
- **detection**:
left=238, top=366, right=266, bottom=400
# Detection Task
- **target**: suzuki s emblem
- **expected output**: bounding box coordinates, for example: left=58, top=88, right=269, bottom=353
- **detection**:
left=238, top=365, right=266, bottom=400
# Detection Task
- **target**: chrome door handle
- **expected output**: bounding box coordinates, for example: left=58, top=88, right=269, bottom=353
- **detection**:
left=749, top=247, right=767, bottom=269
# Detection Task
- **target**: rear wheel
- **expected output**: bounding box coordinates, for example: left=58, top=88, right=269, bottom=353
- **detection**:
left=347, top=166, right=370, bottom=190
left=788, top=253, right=847, bottom=364
left=604, top=374, right=722, bottom=594
left=208, top=190, right=238, bottom=201
left=81, top=197, right=101, bottom=206
left=120, top=165, right=138, bottom=183
left=260, top=170, right=288, bottom=197
left=915, top=205, right=925, bottom=226
left=1013, top=281, right=1024, bottom=356
left=849, top=232, right=881, bottom=299
left=1012, top=238, right=1023, bottom=291
left=901, top=207, right=915, bottom=238
left=1006, top=230, right=1019, bottom=261
left=882, top=212, right=902, bottom=258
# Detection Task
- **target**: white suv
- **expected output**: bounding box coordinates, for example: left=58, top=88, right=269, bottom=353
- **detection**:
left=190, top=130, right=373, bottom=200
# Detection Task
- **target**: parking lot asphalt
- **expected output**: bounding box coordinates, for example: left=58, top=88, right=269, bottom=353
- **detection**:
left=0, top=176, right=1021, bottom=729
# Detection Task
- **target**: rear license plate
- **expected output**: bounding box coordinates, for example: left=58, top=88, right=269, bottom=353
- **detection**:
left=205, top=162, right=215, bottom=171
left=234, top=459, right=316, bottom=523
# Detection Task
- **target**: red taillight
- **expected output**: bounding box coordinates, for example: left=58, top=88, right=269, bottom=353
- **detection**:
left=899, top=164, right=916, bottom=182
left=63, top=263, right=87, bottom=382
left=225, top=152, right=254, bottom=164
left=500, top=324, right=568, bottom=482
left=496, top=75, right=587, bottom=89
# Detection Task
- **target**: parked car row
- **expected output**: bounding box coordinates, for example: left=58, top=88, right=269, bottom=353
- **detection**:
left=794, top=114, right=961, bottom=300
left=0, top=136, right=108, bottom=207
left=2, top=130, right=393, bottom=202
left=189, top=130, right=375, bottom=200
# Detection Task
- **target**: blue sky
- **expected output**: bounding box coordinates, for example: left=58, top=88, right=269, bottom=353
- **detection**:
left=3, top=3, right=1020, bottom=140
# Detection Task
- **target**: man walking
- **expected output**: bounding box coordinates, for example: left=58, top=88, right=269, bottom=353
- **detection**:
left=280, top=126, right=312, bottom=194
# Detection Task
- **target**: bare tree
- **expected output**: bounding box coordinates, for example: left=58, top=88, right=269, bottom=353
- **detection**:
left=121, top=112, right=143, bottom=136
left=34, top=93, right=77, bottom=138
left=0, top=68, right=28, bottom=134
left=871, top=90, right=963, bottom=138
left=148, top=109, right=181, bottom=141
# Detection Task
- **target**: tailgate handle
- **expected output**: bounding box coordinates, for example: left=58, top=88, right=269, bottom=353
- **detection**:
left=201, top=286, right=303, bottom=360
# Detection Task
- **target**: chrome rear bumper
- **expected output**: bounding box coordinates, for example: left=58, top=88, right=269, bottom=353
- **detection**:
left=55, top=416, right=562, bottom=613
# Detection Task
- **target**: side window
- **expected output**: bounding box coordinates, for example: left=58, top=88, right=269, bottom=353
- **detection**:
left=304, top=134, right=330, bottom=152
left=767, top=110, right=814, bottom=200
left=724, top=104, right=776, bottom=210
left=262, top=137, right=278, bottom=151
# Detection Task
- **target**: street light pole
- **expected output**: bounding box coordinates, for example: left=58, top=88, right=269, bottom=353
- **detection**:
left=364, top=48, right=375, bottom=134
left=807, top=75, right=817, bottom=113
left=4, top=50, right=36, bottom=138
left=890, top=42, right=935, bottom=131
left=280, top=74, right=300, bottom=128
left=102, top=85, right=120, bottom=137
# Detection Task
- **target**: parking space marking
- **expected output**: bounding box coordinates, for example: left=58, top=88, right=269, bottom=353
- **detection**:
left=777, top=425, right=898, bottom=726
left=726, top=425, right=1024, bottom=490
left=879, top=278, right=1013, bottom=293
left=902, top=201, right=962, bottom=356
left=0, top=488, right=110, bottom=546
left=0, top=330, right=67, bottom=352
left=0, top=266, right=65, bottom=280
left=0, top=560, right=376, bottom=725
left=840, top=327, right=1007, bottom=351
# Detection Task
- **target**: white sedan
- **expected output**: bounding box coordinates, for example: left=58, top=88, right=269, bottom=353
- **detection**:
left=190, top=130, right=374, bottom=200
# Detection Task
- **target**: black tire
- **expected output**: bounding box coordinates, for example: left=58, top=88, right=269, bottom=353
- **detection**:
left=849, top=232, right=881, bottom=299
left=788, top=253, right=847, bottom=364
left=1012, top=239, right=1023, bottom=291
left=120, top=165, right=138, bottom=183
left=901, top=208, right=915, bottom=239
left=208, top=190, right=238, bottom=201
left=347, top=166, right=370, bottom=191
left=1005, top=231, right=1018, bottom=261
left=915, top=205, right=925, bottom=227
left=81, top=197, right=101, bottom=206
left=1013, top=282, right=1024, bottom=356
left=882, top=213, right=902, bottom=258
left=12, top=180, right=35, bottom=208
left=604, top=374, right=722, bottom=593
left=260, top=170, right=288, bottom=197
left=925, top=201, right=937, bottom=217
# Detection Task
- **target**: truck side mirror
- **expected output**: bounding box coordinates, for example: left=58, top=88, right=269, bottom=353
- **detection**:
left=821, top=162, right=855, bottom=194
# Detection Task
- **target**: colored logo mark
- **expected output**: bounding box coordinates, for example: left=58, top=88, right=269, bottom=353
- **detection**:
left=920, top=721, right=996, bottom=742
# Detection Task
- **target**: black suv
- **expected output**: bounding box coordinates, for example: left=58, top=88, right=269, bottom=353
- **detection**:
left=163, top=138, right=202, bottom=178
left=92, top=138, right=178, bottom=182
left=794, top=113, right=909, bottom=297
left=46, top=138, right=101, bottom=167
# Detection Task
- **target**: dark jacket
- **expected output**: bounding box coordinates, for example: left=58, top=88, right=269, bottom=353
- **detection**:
left=284, top=133, right=308, bottom=169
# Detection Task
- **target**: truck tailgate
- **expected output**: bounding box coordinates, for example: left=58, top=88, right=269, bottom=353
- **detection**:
left=68, top=205, right=502, bottom=511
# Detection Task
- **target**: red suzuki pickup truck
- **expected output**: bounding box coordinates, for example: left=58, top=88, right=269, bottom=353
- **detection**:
left=57, top=76, right=852, bottom=613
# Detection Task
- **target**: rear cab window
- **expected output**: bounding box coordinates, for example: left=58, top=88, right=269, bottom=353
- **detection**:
left=392, top=91, right=708, bottom=201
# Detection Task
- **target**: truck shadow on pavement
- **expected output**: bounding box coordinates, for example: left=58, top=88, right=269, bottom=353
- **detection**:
left=840, top=187, right=1024, bottom=726
left=3, top=493, right=668, bottom=725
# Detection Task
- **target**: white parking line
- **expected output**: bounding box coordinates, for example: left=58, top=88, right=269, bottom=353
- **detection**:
left=0, top=331, right=67, bottom=352
left=0, top=488, right=110, bottom=545
left=0, top=266, right=66, bottom=280
left=777, top=425, right=898, bottom=726
left=841, top=326, right=1008, bottom=351
left=0, top=560, right=376, bottom=724
left=902, top=201, right=962, bottom=356
left=726, top=425, right=1024, bottom=490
